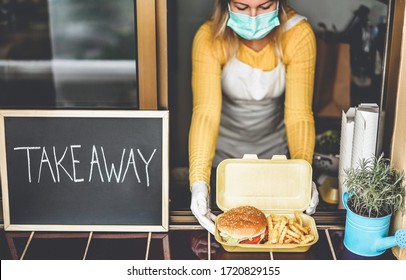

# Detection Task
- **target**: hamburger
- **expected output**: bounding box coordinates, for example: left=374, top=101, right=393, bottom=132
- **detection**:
left=217, top=205, right=268, bottom=244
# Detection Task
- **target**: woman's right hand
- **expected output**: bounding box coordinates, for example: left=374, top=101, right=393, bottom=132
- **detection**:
left=190, top=181, right=216, bottom=235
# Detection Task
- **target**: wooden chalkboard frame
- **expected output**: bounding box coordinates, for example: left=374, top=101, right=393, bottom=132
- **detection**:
left=0, top=110, right=169, bottom=232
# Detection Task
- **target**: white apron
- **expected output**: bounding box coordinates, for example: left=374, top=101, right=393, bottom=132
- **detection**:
left=213, top=15, right=306, bottom=166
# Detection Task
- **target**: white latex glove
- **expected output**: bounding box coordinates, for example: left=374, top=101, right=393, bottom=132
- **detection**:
left=190, top=181, right=216, bottom=235
left=305, top=181, right=319, bottom=215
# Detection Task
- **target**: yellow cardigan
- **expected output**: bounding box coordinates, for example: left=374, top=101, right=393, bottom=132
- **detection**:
left=189, top=12, right=316, bottom=188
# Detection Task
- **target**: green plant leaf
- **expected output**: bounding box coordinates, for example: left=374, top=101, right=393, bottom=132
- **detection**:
left=344, top=154, right=406, bottom=217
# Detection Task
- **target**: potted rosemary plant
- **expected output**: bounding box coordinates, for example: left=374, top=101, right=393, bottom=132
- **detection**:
left=342, top=154, right=406, bottom=256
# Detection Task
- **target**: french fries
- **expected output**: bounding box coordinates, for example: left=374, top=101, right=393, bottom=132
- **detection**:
left=294, top=212, right=303, bottom=227
left=266, top=215, right=274, bottom=232
left=270, top=222, right=280, bottom=244
left=266, top=212, right=315, bottom=245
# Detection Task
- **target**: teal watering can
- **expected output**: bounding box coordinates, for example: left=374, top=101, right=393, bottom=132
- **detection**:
left=343, top=192, right=406, bottom=256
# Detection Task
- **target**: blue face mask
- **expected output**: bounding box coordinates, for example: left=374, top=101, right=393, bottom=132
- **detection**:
left=226, top=2, right=280, bottom=40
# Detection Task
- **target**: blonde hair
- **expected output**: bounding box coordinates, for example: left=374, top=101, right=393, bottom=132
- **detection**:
left=210, top=0, right=289, bottom=61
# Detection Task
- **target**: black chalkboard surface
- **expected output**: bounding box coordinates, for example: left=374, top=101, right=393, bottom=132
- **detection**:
left=0, top=110, right=169, bottom=232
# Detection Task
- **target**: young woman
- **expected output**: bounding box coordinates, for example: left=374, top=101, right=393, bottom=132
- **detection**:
left=189, top=0, right=319, bottom=234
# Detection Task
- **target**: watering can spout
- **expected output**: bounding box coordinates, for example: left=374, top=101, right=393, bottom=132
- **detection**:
left=372, top=229, right=406, bottom=253
left=373, top=236, right=397, bottom=252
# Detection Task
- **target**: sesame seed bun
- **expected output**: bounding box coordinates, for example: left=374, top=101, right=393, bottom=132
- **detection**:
left=217, top=206, right=267, bottom=240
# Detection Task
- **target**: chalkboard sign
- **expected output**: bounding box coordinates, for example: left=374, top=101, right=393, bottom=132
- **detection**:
left=0, top=110, right=169, bottom=232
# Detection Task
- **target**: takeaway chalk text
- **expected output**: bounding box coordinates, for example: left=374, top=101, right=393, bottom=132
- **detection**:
left=13, top=145, right=157, bottom=186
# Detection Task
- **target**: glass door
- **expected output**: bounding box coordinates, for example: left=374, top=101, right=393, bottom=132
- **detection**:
left=0, top=0, right=165, bottom=109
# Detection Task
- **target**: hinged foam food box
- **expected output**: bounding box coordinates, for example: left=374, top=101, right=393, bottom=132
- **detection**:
left=214, top=154, right=319, bottom=252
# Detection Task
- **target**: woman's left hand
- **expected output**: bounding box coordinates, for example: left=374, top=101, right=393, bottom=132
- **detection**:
left=305, top=182, right=319, bottom=215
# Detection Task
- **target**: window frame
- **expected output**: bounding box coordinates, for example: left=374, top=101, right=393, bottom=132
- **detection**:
left=137, top=0, right=168, bottom=110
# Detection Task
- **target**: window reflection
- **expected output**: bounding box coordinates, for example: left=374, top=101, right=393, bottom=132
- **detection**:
left=0, top=0, right=138, bottom=109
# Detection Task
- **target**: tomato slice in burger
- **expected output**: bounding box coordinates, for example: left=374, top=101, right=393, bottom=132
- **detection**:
left=239, top=235, right=262, bottom=244
left=239, top=228, right=268, bottom=244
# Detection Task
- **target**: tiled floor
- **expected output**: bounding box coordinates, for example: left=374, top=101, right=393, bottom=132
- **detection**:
left=0, top=228, right=397, bottom=260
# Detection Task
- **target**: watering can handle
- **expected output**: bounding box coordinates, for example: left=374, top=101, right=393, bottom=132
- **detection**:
left=342, top=192, right=349, bottom=211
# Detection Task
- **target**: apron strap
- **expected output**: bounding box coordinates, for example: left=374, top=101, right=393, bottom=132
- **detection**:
left=284, top=15, right=307, bottom=32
